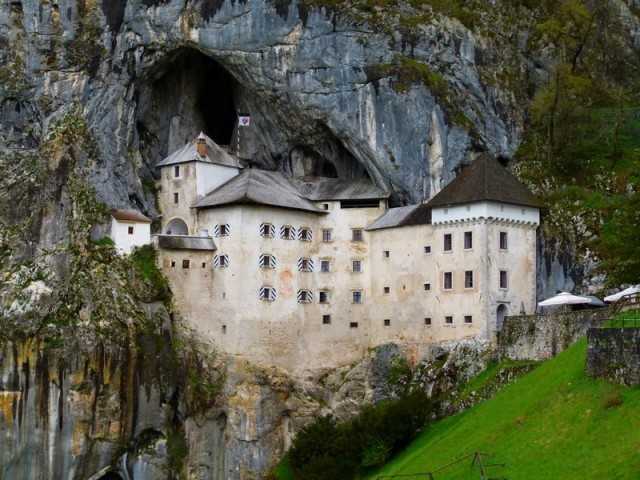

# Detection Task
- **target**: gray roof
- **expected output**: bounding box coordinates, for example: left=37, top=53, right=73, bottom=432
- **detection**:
left=157, top=132, right=242, bottom=169
left=192, top=169, right=327, bottom=214
left=111, top=209, right=152, bottom=223
left=156, top=235, right=217, bottom=251
left=425, top=154, right=542, bottom=209
left=293, top=176, right=390, bottom=201
left=366, top=204, right=432, bottom=231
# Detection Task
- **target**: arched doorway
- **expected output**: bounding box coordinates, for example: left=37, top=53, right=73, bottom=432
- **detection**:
left=163, top=217, right=189, bottom=235
left=496, top=304, right=508, bottom=332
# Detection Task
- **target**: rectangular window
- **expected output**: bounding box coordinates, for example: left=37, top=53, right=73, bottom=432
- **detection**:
left=128, top=226, right=134, bottom=235
left=500, top=231, right=508, bottom=250
left=322, top=315, right=331, bottom=324
left=171, top=261, right=176, bottom=268
left=174, top=165, right=180, bottom=178
left=214, top=254, right=229, bottom=268
left=297, top=289, right=313, bottom=303
left=383, top=250, right=390, bottom=258
left=424, top=317, right=432, bottom=325
left=322, top=229, right=332, bottom=242
left=260, top=223, right=274, bottom=238
left=424, top=245, right=432, bottom=254
left=444, top=233, right=452, bottom=252
left=352, top=260, right=362, bottom=273
left=384, top=319, right=391, bottom=327
left=281, top=226, right=295, bottom=240
left=464, top=315, right=473, bottom=324
left=299, top=228, right=312, bottom=241
left=443, top=271, right=453, bottom=290
left=319, top=291, right=329, bottom=303
left=464, top=231, right=473, bottom=250
left=260, top=254, right=275, bottom=269
left=424, top=283, right=431, bottom=291
left=174, top=192, right=179, bottom=204
left=352, top=229, right=363, bottom=242
left=352, top=291, right=362, bottom=303
left=350, top=322, right=359, bottom=328
left=220, top=224, right=229, bottom=236
left=323, top=203, right=330, bottom=210
left=222, top=325, right=227, bottom=334
left=260, top=286, right=276, bottom=301
left=464, top=270, right=474, bottom=289
left=182, top=259, right=190, bottom=269
left=499, top=270, right=508, bottom=289
left=201, top=262, right=206, bottom=268
left=383, top=286, right=390, bottom=294
left=445, top=316, right=453, bottom=324
left=299, top=258, right=313, bottom=272
left=320, top=260, right=331, bottom=272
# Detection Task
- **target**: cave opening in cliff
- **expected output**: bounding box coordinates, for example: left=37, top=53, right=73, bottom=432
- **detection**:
left=136, top=48, right=238, bottom=166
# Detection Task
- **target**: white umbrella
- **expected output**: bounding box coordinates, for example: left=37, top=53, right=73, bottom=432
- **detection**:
left=604, top=285, right=640, bottom=303
left=538, top=291, right=592, bottom=307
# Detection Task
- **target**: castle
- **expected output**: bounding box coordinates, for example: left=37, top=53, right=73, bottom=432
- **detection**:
left=147, top=133, right=540, bottom=372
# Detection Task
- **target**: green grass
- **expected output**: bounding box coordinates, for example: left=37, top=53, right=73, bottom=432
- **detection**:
left=370, top=338, right=640, bottom=479
left=604, top=309, right=640, bottom=328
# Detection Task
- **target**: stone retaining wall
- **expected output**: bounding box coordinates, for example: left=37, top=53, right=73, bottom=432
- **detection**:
left=498, top=308, right=612, bottom=360
left=586, top=328, right=640, bottom=386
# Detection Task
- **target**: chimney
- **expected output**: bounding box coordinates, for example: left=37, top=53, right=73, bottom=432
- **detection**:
left=197, top=134, right=206, bottom=157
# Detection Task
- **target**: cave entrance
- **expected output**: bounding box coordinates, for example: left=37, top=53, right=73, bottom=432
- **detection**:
left=136, top=49, right=238, bottom=168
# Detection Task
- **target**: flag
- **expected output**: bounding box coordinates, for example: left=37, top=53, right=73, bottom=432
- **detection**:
left=238, top=114, right=250, bottom=127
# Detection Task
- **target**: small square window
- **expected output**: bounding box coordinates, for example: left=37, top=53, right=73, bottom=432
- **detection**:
left=323, top=203, right=330, bottom=210
left=352, top=260, right=362, bottom=273
left=352, top=229, right=363, bottom=242
left=424, top=245, right=432, bottom=254
left=383, top=286, right=390, bottom=294
left=182, top=259, right=190, bottom=269
left=445, top=316, right=453, bottom=324
left=424, top=317, right=432, bottom=325
left=260, top=254, right=275, bottom=269
left=383, top=250, right=390, bottom=258
left=171, top=261, right=176, bottom=268
left=322, top=229, right=332, bottom=242
left=319, top=291, right=329, bottom=303
left=500, top=232, right=508, bottom=250
left=128, top=226, right=134, bottom=235
left=464, top=315, right=473, bottom=324
left=215, top=254, right=229, bottom=268
left=201, top=262, right=206, bottom=268
left=261, top=223, right=274, bottom=237
left=174, top=192, right=179, bottom=204
left=281, top=226, right=293, bottom=240
left=299, top=258, right=313, bottom=272
left=444, top=233, right=452, bottom=252
left=219, top=224, right=229, bottom=236
left=464, top=270, right=474, bottom=289
left=321, top=260, right=331, bottom=272
left=352, top=291, right=362, bottom=303
left=384, top=319, right=391, bottom=327
left=423, top=283, right=431, bottom=291
left=499, top=270, right=508, bottom=289
left=300, top=228, right=312, bottom=241
left=322, top=315, right=331, bottom=324
left=443, top=272, right=453, bottom=290
left=350, top=322, right=359, bottom=328
left=464, top=231, right=473, bottom=250
left=174, top=165, right=180, bottom=178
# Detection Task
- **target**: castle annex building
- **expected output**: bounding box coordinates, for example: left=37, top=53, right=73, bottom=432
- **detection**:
left=153, top=133, right=541, bottom=372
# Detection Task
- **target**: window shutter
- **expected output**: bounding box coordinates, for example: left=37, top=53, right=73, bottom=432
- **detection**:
left=307, top=229, right=312, bottom=241
left=214, top=255, right=220, bottom=267
left=296, top=290, right=304, bottom=302
left=297, top=258, right=303, bottom=271
left=269, top=288, right=276, bottom=301
left=270, top=224, right=275, bottom=237
left=270, top=255, right=276, bottom=268
left=259, top=254, right=264, bottom=267
left=306, top=290, right=313, bottom=302
left=308, top=259, right=314, bottom=271
left=290, top=226, right=297, bottom=239
left=225, top=224, right=230, bottom=236
left=280, top=225, right=286, bottom=238
left=213, top=225, right=220, bottom=237
left=259, top=286, right=265, bottom=300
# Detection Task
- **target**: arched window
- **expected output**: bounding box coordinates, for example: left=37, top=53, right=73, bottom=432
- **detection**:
left=496, top=304, right=508, bottom=332
left=163, top=217, right=189, bottom=235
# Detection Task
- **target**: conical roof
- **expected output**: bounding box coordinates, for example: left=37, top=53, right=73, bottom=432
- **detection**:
left=157, top=132, right=242, bottom=169
left=425, top=154, right=542, bottom=208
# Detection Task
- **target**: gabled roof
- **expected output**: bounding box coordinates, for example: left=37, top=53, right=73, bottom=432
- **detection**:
left=111, top=209, right=152, bottom=223
left=293, top=176, right=390, bottom=201
left=192, top=169, right=327, bottom=214
left=425, top=154, right=542, bottom=209
left=366, top=204, right=432, bottom=231
left=157, top=132, right=242, bottom=169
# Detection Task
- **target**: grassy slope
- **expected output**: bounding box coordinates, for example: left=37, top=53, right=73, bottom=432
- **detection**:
left=371, top=338, right=640, bottom=479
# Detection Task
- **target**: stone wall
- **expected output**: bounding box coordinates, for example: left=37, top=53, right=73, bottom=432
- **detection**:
left=586, top=328, right=640, bottom=386
left=498, top=308, right=612, bottom=360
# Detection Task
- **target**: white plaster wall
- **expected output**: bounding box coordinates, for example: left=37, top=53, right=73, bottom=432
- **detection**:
left=196, top=163, right=240, bottom=198
left=431, top=201, right=540, bottom=225
left=110, top=220, right=150, bottom=255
